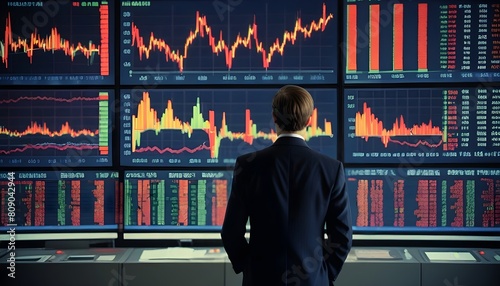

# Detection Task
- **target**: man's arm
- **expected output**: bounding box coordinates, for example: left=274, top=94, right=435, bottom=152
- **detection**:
left=221, top=158, right=250, bottom=273
left=324, top=163, right=353, bottom=282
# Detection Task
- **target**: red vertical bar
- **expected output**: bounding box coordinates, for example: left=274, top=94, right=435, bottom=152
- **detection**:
left=494, top=179, right=500, bottom=227
left=3, top=14, right=12, bottom=68
left=209, top=110, right=216, bottom=158
left=450, top=180, right=464, bottom=227
left=137, top=181, right=142, bottom=225
left=393, top=180, right=405, bottom=227
left=138, top=180, right=150, bottom=226
left=92, top=180, right=105, bottom=226
left=178, top=180, right=188, bottom=226
left=35, top=181, right=45, bottom=226
left=347, top=5, right=357, bottom=71
left=0, top=186, right=6, bottom=225
left=244, top=109, right=253, bottom=145
left=71, top=181, right=80, bottom=226
left=370, top=180, right=384, bottom=227
left=356, top=180, right=368, bottom=227
left=23, top=184, right=33, bottom=226
left=142, top=180, right=150, bottom=226
left=429, top=180, right=437, bottom=227
left=416, top=180, right=429, bottom=227
left=215, top=179, right=228, bottom=226
left=393, top=4, right=403, bottom=71
left=370, top=5, right=380, bottom=71
left=99, top=4, right=109, bottom=76
left=311, top=109, right=318, bottom=136
left=418, top=3, right=428, bottom=71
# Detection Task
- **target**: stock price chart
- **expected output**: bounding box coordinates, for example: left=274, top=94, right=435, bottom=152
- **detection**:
left=344, top=88, right=500, bottom=163
left=344, top=0, right=500, bottom=83
left=0, top=171, right=119, bottom=233
left=124, top=170, right=232, bottom=231
left=346, top=168, right=500, bottom=232
left=0, top=0, right=113, bottom=85
left=120, top=88, right=336, bottom=167
left=120, top=0, right=337, bottom=85
left=0, top=90, right=113, bottom=167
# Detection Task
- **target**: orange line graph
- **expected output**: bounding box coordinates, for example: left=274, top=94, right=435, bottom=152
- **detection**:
left=0, top=121, right=98, bottom=138
left=131, top=92, right=333, bottom=158
left=1, top=13, right=102, bottom=68
left=131, top=3, right=333, bottom=71
left=355, top=102, right=442, bottom=147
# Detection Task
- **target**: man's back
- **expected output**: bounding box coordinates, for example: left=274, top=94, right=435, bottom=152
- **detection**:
left=222, top=136, right=352, bottom=286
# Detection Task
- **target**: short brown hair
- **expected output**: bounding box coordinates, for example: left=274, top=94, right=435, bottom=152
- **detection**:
left=272, top=85, right=314, bottom=131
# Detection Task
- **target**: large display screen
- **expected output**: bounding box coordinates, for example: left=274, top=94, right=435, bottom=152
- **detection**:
left=120, top=88, right=337, bottom=167
left=344, top=87, right=500, bottom=163
left=346, top=168, right=500, bottom=232
left=1, top=0, right=498, bottom=242
left=0, top=0, right=114, bottom=85
left=0, top=171, right=119, bottom=238
left=344, top=0, right=500, bottom=83
left=124, top=170, right=232, bottom=234
left=120, top=0, right=337, bottom=85
left=0, top=90, right=113, bottom=167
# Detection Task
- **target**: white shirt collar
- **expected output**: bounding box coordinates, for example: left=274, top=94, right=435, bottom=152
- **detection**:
left=277, top=133, right=305, bottom=141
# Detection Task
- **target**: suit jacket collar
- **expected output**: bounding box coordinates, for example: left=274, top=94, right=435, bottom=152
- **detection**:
left=272, top=136, right=310, bottom=148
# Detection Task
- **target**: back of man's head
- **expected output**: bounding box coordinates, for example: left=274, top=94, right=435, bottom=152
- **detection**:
left=272, top=85, right=314, bottom=132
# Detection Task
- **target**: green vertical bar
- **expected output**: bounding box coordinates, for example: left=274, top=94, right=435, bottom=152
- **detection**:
left=189, top=184, right=197, bottom=225
left=191, top=97, right=205, bottom=129
left=198, top=180, right=207, bottom=226
left=466, top=180, right=475, bottom=227
left=441, top=180, right=447, bottom=227
left=124, top=180, right=131, bottom=226
left=170, top=182, right=179, bottom=225
left=151, top=182, right=157, bottom=225
left=98, top=92, right=109, bottom=151
left=158, top=180, right=165, bottom=225
left=58, top=181, right=65, bottom=226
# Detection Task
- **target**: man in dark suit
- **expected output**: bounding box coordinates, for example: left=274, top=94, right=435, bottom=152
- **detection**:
left=221, top=85, right=352, bottom=286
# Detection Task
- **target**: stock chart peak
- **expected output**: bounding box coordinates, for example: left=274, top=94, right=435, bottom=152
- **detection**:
left=131, top=3, right=333, bottom=72
left=356, top=102, right=443, bottom=148
left=120, top=0, right=337, bottom=84
left=121, top=89, right=337, bottom=166
left=0, top=1, right=113, bottom=85
left=344, top=88, right=500, bottom=163
left=2, top=13, right=102, bottom=69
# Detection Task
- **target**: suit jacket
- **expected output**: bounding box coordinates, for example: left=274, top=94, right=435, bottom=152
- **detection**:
left=221, top=136, right=352, bottom=286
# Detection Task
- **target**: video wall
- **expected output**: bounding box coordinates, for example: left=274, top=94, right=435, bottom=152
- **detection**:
left=0, top=0, right=499, bottom=240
